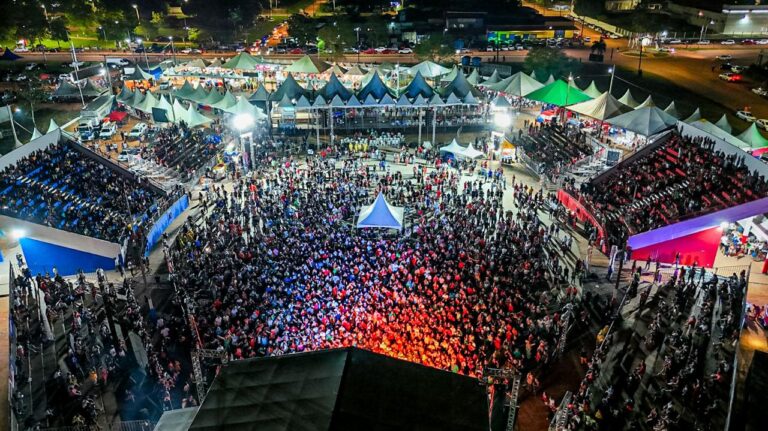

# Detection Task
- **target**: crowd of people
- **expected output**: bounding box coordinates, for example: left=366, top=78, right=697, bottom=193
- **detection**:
left=166, top=150, right=579, bottom=379
left=571, top=132, right=768, bottom=247
left=555, top=265, right=745, bottom=431
left=520, top=121, right=593, bottom=181
left=0, top=143, right=163, bottom=242
left=339, top=131, right=405, bottom=151
left=144, top=125, right=222, bottom=182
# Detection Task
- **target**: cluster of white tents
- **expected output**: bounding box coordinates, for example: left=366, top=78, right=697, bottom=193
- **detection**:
left=438, top=138, right=485, bottom=160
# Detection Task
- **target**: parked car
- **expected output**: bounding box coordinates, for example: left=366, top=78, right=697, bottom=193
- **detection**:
left=698, top=40, right=711, bottom=45
left=13, top=74, right=28, bottom=82
left=720, top=39, right=736, bottom=45
left=127, top=122, right=149, bottom=138
left=362, top=48, right=376, bottom=54
left=752, top=87, right=768, bottom=97
left=68, top=61, right=85, bottom=68
left=742, top=39, right=756, bottom=45
left=398, top=47, right=413, bottom=54
left=24, top=63, right=38, bottom=71
left=609, top=33, right=621, bottom=39
left=757, top=39, right=768, bottom=45
left=13, top=46, right=29, bottom=53
left=719, top=72, right=741, bottom=82
left=374, top=47, right=388, bottom=53
left=289, top=48, right=304, bottom=54
left=668, top=39, right=683, bottom=44
left=757, top=119, right=768, bottom=130
left=736, top=110, right=756, bottom=122
left=716, top=54, right=733, bottom=61
left=117, top=148, right=141, bottom=162
left=99, top=121, right=118, bottom=139
left=731, top=65, right=746, bottom=73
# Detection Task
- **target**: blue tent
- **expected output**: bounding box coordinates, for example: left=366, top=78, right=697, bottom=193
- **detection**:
left=315, top=73, right=353, bottom=101
left=357, top=71, right=394, bottom=101
left=1, top=48, right=22, bottom=61
left=403, top=71, right=434, bottom=99
left=356, top=193, right=405, bottom=230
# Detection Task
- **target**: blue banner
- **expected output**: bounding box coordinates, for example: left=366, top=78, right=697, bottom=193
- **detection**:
left=144, top=194, right=190, bottom=256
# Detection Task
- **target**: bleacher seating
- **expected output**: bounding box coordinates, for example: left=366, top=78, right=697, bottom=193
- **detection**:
left=573, top=133, right=768, bottom=246
left=146, top=124, right=221, bottom=181
left=522, top=123, right=593, bottom=179
left=0, top=143, right=164, bottom=243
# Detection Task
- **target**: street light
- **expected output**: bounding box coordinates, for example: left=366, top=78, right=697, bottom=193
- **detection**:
left=169, top=36, right=177, bottom=65
left=354, top=27, right=361, bottom=64
left=98, top=26, right=107, bottom=41
left=233, top=113, right=255, bottom=171
left=41, top=4, right=48, bottom=21
left=132, top=4, right=140, bottom=23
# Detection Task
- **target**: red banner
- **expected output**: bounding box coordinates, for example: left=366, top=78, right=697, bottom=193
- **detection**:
left=557, top=189, right=607, bottom=251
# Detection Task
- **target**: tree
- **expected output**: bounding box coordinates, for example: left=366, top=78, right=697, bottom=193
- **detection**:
left=17, top=80, right=49, bottom=129
left=287, top=14, right=316, bottom=46
left=49, top=18, right=70, bottom=48
left=574, top=0, right=604, bottom=17
left=365, top=15, right=391, bottom=47
left=15, top=3, right=48, bottom=45
left=318, top=18, right=356, bottom=55
left=414, top=33, right=454, bottom=62
left=524, top=47, right=580, bottom=79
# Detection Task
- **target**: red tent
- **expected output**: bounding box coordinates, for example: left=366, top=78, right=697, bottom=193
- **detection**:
left=107, top=111, right=128, bottom=123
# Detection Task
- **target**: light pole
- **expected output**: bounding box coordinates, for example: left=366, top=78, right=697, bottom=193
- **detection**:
left=98, top=26, right=107, bottom=42
left=169, top=36, right=177, bottom=66
left=41, top=4, right=48, bottom=21
left=608, top=65, right=615, bottom=94
left=355, top=27, right=361, bottom=64
left=132, top=4, right=140, bottom=23
left=137, top=38, right=150, bottom=69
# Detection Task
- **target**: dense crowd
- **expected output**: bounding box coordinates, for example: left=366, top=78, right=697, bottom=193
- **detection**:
left=572, top=133, right=768, bottom=246
left=0, top=143, right=163, bottom=242
left=167, top=152, right=578, bottom=377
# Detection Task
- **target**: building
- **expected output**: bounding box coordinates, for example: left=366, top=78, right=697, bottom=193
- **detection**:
left=605, top=0, right=641, bottom=12
left=666, top=2, right=768, bottom=36
left=446, top=11, right=488, bottom=31
left=486, top=16, right=577, bottom=42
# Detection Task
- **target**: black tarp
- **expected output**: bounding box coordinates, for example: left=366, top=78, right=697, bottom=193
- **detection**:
left=189, top=347, right=488, bottom=431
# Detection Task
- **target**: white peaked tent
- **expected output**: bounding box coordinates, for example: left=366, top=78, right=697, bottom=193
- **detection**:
left=544, top=74, right=555, bottom=85
left=483, top=70, right=501, bottom=85
left=225, top=96, right=267, bottom=120
left=185, top=105, right=213, bottom=128
left=136, top=91, right=159, bottom=113
left=618, top=89, right=639, bottom=108
left=635, top=95, right=656, bottom=109
left=490, top=71, right=544, bottom=97
left=582, top=81, right=602, bottom=99
left=396, top=94, right=411, bottom=107
left=211, top=91, right=238, bottom=110
left=294, top=95, right=312, bottom=109
left=492, top=95, right=511, bottom=108
left=529, top=70, right=538, bottom=81
left=356, top=193, right=404, bottom=230
left=606, top=106, right=678, bottom=136
left=689, top=119, right=749, bottom=149
left=379, top=93, right=396, bottom=106
left=466, top=69, right=480, bottom=86
left=312, top=95, right=327, bottom=108
left=407, top=61, right=451, bottom=78
left=330, top=95, right=345, bottom=108
left=440, top=66, right=459, bottom=82
left=172, top=99, right=189, bottom=123
left=568, top=91, right=632, bottom=121
left=429, top=93, right=444, bottom=106
left=412, top=94, right=428, bottom=107
left=363, top=94, right=378, bottom=106
left=346, top=95, right=362, bottom=107
left=683, top=108, right=701, bottom=123
left=715, top=114, right=733, bottom=134
left=30, top=128, right=43, bottom=141
left=47, top=118, right=60, bottom=133
left=664, top=101, right=679, bottom=118
left=439, top=138, right=484, bottom=159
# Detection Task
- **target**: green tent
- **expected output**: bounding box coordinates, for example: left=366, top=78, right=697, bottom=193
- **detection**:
left=736, top=123, right=768, bottom=149
left=222, top=52, right=265, bottom=70
left=466, top=69, right=480, bottom=86
left=285, top=55, right=330, bottom=74
left=174, top=81, right=196, bottom=99
left=524, top=79, right=592, bottom=106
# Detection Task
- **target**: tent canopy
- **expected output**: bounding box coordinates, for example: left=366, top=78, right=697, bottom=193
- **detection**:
left=606, top=106, right=678, bottom=136
left=664, top=101, right=679, bottom=118
left=357, top=193, right=405, bottom=230
left=440, top=66, right=459, bottom=82
left=402, top=71, right=434, bottom=99
left=345, top=65, right=366, bottom=76
left=1, top=48, right=22, bottom=61
left=635, top=95, right=656, bottom=109
left=568, top=91, right=632, bottom=121
left=440, top=69, right=482, bottom=99
left=123, top=67, right=154, bottom=81
left=357, top=71, right=394, bottom=101
left=184, top=58, right=207, bottom=69
left=736, top=123, right=768, bottom=149
left=407, top=60, right=451, bottom=79
left=689, top=119, right=750, bottom=149
left=582, top=81, right=602, bottom=99
left=684, top=107, right=701, bottom=123
left=440, top=138, right=484, bottom=159
left=249, top=85, right=271, bottom=102
left=525, top=80, right=592, bottom=106
left=270, top=73, right=309, bottom=101
left=482, top=70, right=501, bottom=85
left=617, top=89, right=639, bottom=108
left=315, top=73, right=353, bottom=101
left=489, top=71, right=544, bottom=97
left=155, top=407, right=198, bottom=431
left=715, top=114, right=733, bottom=134
left=466, top=69, right=480, bottom=86
left=222, top=52, right=265, bottom=70
left=285, top=55, right=331, bottom=74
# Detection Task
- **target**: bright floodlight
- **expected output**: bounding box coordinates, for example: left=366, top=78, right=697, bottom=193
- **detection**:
left=233, top=113, right=255, bottom=131
left=494, top=112, right=512, bottom=129
left=10, top=228, right=26, bottom=239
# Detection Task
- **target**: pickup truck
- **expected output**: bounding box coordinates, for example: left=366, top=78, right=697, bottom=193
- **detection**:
left=77, top=123, right=99, bottom=142
left=99, top=121, right=118, bottom=139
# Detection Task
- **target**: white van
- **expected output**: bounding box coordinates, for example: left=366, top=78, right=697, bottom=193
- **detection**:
left=106, top=57, right=131, bottom=67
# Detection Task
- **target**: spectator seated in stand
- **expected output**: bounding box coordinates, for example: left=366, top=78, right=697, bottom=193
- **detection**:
left=0, top=142, right=165, bottom=243
left=144, top=122, right=222, bottom=181
left=522, top=122, right=593, bottom=180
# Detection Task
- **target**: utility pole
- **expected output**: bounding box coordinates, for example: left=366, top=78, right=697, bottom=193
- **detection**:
left=70, top=40, right=86, bottom=108
left=608, top=65, right=615, bottom=95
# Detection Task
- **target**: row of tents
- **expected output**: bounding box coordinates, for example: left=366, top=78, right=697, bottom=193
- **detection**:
left=116, top=88, right=228, bottom=127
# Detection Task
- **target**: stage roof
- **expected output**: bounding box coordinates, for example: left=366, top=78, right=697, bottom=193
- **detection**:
left=187, top=347, right=488, bottom=431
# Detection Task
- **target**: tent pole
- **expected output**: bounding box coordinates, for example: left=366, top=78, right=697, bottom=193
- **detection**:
left=316, top=109, right=320, bottom=151
left=8, top=106, right=20, bottom=148
left=418, top=108, right=422, bottom=146
left=329, top=107, right=334, bottom=147
left=431, top=107, right=436, bottom=146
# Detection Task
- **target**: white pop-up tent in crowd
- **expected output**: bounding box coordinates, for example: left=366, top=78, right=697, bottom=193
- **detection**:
left=356, top=193, right=405, bottom=230
left=439, top=139, right=485, bottom=159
